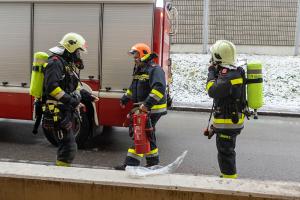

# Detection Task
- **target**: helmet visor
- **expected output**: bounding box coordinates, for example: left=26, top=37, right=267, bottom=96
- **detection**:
left=128, top=50, right=140, bottom=59
left=79, top=41, right=88, bottom=53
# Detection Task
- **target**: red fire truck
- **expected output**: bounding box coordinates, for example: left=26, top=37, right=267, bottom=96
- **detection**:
left=0, top=0, right=176, bottom=147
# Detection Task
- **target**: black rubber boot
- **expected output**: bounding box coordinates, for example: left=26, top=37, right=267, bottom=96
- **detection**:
left=145, top=156, right=159, bottom=167
left=114, top=164, right=127, bottom=171
left=114, top=156, right=140, bottom=170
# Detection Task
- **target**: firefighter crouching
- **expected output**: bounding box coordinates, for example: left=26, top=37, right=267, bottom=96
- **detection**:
left=43, top=32, right=97, bottom=167
left=114, top=43, right=167, bottom=170
left=206, top=40, right=245, bottom=178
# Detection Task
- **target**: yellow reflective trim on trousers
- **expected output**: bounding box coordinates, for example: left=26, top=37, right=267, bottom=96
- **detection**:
left=50, top=87, right=63, bottom=97
left=128, top=148, right=144, bottom=157
left=53, top=116, right=58, bottom=122
left=206, top=81, right=215, bottom=91
left=126, top=89, right=132, bottom=96
left=230, top=78, right=243, bottom=85
left=213, top=114, right=245, bottom=124
left=48, top=104, right=55, bottom=111
left=56, top=160, right=70, bottom=167
left=146, top=148, right=158, bottom=155
left=151, top=103, right=167, bottom=110
left=219, top=134, right=231, bottom=140
left=54, top=108, right=60, bottom=113
left=221, top=173, right=238, bottom=179
left=151, top=89, right=164, bottom=99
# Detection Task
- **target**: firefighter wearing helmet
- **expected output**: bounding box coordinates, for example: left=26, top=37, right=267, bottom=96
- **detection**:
left=205, top=40, right=245, bottom=178
left=43, top=32, right=97, bottom=167
left=114, top=43, right=167, bottom=170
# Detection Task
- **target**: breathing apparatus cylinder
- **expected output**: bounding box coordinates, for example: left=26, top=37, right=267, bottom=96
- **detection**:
left=246, top=61, right=264, bottom=117
left=30, top=52, right=49, bottom=98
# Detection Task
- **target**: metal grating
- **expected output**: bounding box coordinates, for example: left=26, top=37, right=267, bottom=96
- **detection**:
left=171, top=0, right=203, bottom=44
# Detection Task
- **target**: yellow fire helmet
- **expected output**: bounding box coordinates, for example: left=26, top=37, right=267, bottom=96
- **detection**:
left=210, top=40, right=236, bottom=66
left=59, top=32, right=88, bottom=53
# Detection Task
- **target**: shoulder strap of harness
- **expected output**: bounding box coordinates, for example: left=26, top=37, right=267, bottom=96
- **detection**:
left=237, top=67, right=251, bottom=119
left=50, top=55, right=68, bottom=75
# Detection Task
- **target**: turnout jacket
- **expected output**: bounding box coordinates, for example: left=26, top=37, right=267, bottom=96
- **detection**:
left=121, top=61, right=167, bottom=115
left=206, top=65, right=245, bottom=131
left=44, top=55, right=82, bottom=108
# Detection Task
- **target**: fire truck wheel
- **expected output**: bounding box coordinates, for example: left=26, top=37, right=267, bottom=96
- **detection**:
left=76, top=109, right=93, bottom=149
left=102, top=126, right=112, bottom=133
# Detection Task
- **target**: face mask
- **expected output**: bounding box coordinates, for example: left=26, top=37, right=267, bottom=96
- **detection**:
left=72, top=50, right=85, bottom=70
left=74, top=59, right=84, bottom=70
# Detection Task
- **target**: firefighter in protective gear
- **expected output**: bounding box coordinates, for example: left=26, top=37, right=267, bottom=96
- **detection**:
left=114, top=43, right=167, bottom=170
left=43, top=32, right=94, bottom=167
left=206, top=40, right=245, bottom=179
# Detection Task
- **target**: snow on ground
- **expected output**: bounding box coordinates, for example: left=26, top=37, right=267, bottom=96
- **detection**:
left=170, top=54, right=300, bottom=113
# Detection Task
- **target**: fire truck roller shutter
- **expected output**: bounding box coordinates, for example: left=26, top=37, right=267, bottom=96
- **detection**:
left=0, top=4, right=31, bottom=86
left=33, top=4, right=100, bottom=80
left=102, top=3, right=154, bottom=91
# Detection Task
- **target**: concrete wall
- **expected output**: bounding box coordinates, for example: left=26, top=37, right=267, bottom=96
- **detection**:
left=171, top=44, right=295, bottom=56
left=171, top=0, right=298, bottom=48
left=0, top=162, right=299, bottom=200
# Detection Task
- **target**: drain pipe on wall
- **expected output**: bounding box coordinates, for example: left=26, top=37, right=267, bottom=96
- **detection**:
left=202, top=0, right=210, bottom=54
left=294, top=0, right=300, bottom=56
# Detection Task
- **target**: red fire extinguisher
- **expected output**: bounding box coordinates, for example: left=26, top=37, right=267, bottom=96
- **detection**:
left=133, top=111, right=151, bottom=154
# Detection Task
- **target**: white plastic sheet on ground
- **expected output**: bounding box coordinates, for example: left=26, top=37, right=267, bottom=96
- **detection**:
left=125, top=150, right=188, bottom=178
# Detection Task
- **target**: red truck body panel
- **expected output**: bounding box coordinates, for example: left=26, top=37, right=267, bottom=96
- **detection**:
left=0, top=92, right=32, bottom=120
left=0, top=1, right=172, bottom=128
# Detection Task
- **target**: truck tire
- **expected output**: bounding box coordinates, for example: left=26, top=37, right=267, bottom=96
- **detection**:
left=76, top=107, right=93, bottom=149
left=42, top=106, right=93, bottom=149
left=102, top=126, right=112, bottom=133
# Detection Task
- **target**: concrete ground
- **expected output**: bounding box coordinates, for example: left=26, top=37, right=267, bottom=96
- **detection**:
left=0, top=111, right=299, bottom=182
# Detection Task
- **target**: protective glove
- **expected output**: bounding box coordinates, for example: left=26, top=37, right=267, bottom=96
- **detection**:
left=128, top=124, right=134, bottom=138
left=139, top=104, right=149, bottom=113
left=80, top=89, right=99, bottom=102
left=120, top=95, right=130, bottom=108
left=208, top=64, right=218, bottom=74
left=207, top=65, right=219, bottom=82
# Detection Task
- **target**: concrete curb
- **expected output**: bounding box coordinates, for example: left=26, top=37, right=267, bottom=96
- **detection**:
left=0, top=161, right=299, bottom=200
left=170, top=106, right=300, bottom=118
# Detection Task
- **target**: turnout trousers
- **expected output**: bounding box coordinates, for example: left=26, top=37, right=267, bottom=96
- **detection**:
left=215, top=129, right=241, bottom=178
left=125, top=114, right=162, bottom=166
left=43, top=104, right=78, bottom=166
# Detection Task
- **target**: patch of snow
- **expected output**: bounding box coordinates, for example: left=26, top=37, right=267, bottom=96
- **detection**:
left=170, top=54, right=300, bottom=113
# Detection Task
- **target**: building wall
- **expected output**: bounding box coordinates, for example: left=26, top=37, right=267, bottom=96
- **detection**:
left=171, top=0, right=298, bottom=46
left=171, top=0, right=203, bottom=44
